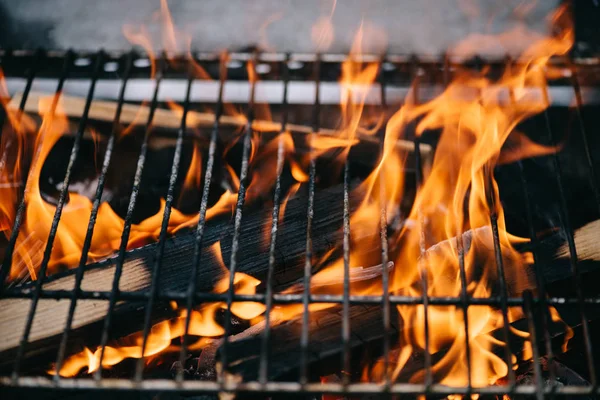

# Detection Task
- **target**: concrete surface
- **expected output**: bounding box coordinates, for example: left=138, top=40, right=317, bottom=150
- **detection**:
left=0, top=0, right=560, bottom=55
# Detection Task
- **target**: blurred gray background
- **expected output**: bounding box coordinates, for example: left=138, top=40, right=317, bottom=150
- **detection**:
left=0, top=0, right=561, bottom=55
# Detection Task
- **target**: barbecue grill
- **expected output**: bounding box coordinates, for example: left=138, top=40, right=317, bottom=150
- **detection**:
left=2, top=2, right=600, bottom=399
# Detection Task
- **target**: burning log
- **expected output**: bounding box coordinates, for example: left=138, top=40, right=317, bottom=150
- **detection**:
left=423, top=221, right=600, bottom=294
left=0, top=183, right=382, bottom=368
left=214, top=304, right=402, bottom=382
left=2, top=200, right=599, bottom=375
left=213, top=220, right=600, bottom=382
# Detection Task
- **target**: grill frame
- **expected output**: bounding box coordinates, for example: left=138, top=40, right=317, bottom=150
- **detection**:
left=0, top=48, right=600, bottom=398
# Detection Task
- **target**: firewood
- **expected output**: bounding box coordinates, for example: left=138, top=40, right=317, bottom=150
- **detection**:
left=0, top=183, right=374, bottom=366
left=212, top=288, right=600, bottom=383
left=216, top=304, right=401, bottom=382
left=214, top=220, right=600, bottom=382
left=554, top=219, right=600, bottom=262
left=2, top=207, right=599, bottom=371
left=422, top=223, right=600, bottom=295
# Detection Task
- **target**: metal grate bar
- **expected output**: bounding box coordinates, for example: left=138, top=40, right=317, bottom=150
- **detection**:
left=5, top=375, right=600, bottom=396
left=411, top=56, right=433, bottom=389
left=520, top=159, right=559, bottom=396
left=378, top=57, right=391, bottom=388
left=9, top=285, right=600, bottom=306
left=134, top=58, right=194, bottom=381
left=489, top=204, right=517, bottom=387
left=570, top=68, right=600, bottom=215
left=0, top=49, right=49, bottom=288
left=176, top=54, right=227, bottom=382
left=219, top=54, right=258, bottom=383
left=465, top=57, right=516, bottom=389
left=0, top=49, right=43, bottom=288
left=483, top=59, right=517, bottom=392
left=14, top=51, right=43, bottom=113
left=443, top=53, right=474, bottom=391
left=509, top=63, right=558, bottom=395
left=53, top=51, right=135, bottom=379
left=341, top=157, right=351, bottom=386
left=10, top=278, right=600, bottom=307
left=0, top=50, right=42, bottom=148
left=12, top=50, right=103, bottom=380
left=259, top=54, right=290, bottom=385
left=299, top=55, right=320, bottom=386
left=524, top=290, right=545, bottom=400
left=94, top=54, right=165, bottom=379
left=540, top=83, right=598, bottom=388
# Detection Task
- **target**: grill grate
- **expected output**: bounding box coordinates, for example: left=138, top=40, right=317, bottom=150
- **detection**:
left=0, top=49, right=600, bottom=398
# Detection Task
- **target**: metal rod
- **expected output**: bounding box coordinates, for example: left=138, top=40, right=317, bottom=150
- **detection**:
left=176, top=53, right=227, bottom=383
left=94, top=54, right=165, bottom=380
left=488, top=206, right=517, bottom=387
left=8, top=286, right=600, bottom=307
left=134, top=56, right=194, bottom=381
left=341, top=158, right=351, bottom=386
left=53, top=51, right=134, bottom=380
left=455, top=220, right=473, bottom=391
left=7, top=282, right=600, bottom=305
left=4, top=376, right=600, bottom=396
left=570, top=67, right=600, bottom=215
left=443, top=52, right=473, bottom=391
left=219, top=52, right=257, bottom=383
left=0, top=48, right=591, bottom=66
left=377, top=57, right=391, bottom=388
left=0, top=49, right=41, bottom=148
left=299, top=55, right=320, bottom=386
left=259, top=54, right=290, bottom=385
left=410, top=55, right=433, bottom=389
left=517, top=162, right=558, bottom=396
left=539, top=83, right=597, bottom=388
left=523, top=290, right=544, bottom=400
left=508, top=60, right=557, bottom=395
left=480, top=59, right=515, bottom=390
left=0, top=49, right=46, bottom=289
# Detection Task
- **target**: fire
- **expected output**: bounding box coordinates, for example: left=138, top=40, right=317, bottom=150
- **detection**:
left=358, top=5, right=574, bottom=388
left=276, top=2, right=573, bottom=390
left=0, top=0, right=307, bottom=282
left=182, top=141, right=202, bottom=193
left=51, top=242, right=264, bottom=377
left=0, top=0, right=577, bottom=389
left=1, top=95, right=236, bottom=280
left=0, top=71, right=38, bottom=246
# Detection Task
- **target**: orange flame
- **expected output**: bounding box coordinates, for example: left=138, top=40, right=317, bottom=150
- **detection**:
left=0, top=70, right=38, bottom=237
left=0, top=0, right=301, bottom=282
left=0, top=0, right=577, bottom=386
left=311, top=0, right=337, bottom=52
left=2, top=96, right=236, bottom=280
left=51, top=242, right=264, bottom=377
left=360, top=4, right=573, bottom=387
left=182, top=141, right=202, bottom=192
left=310, top=23, right=383, bottom=162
